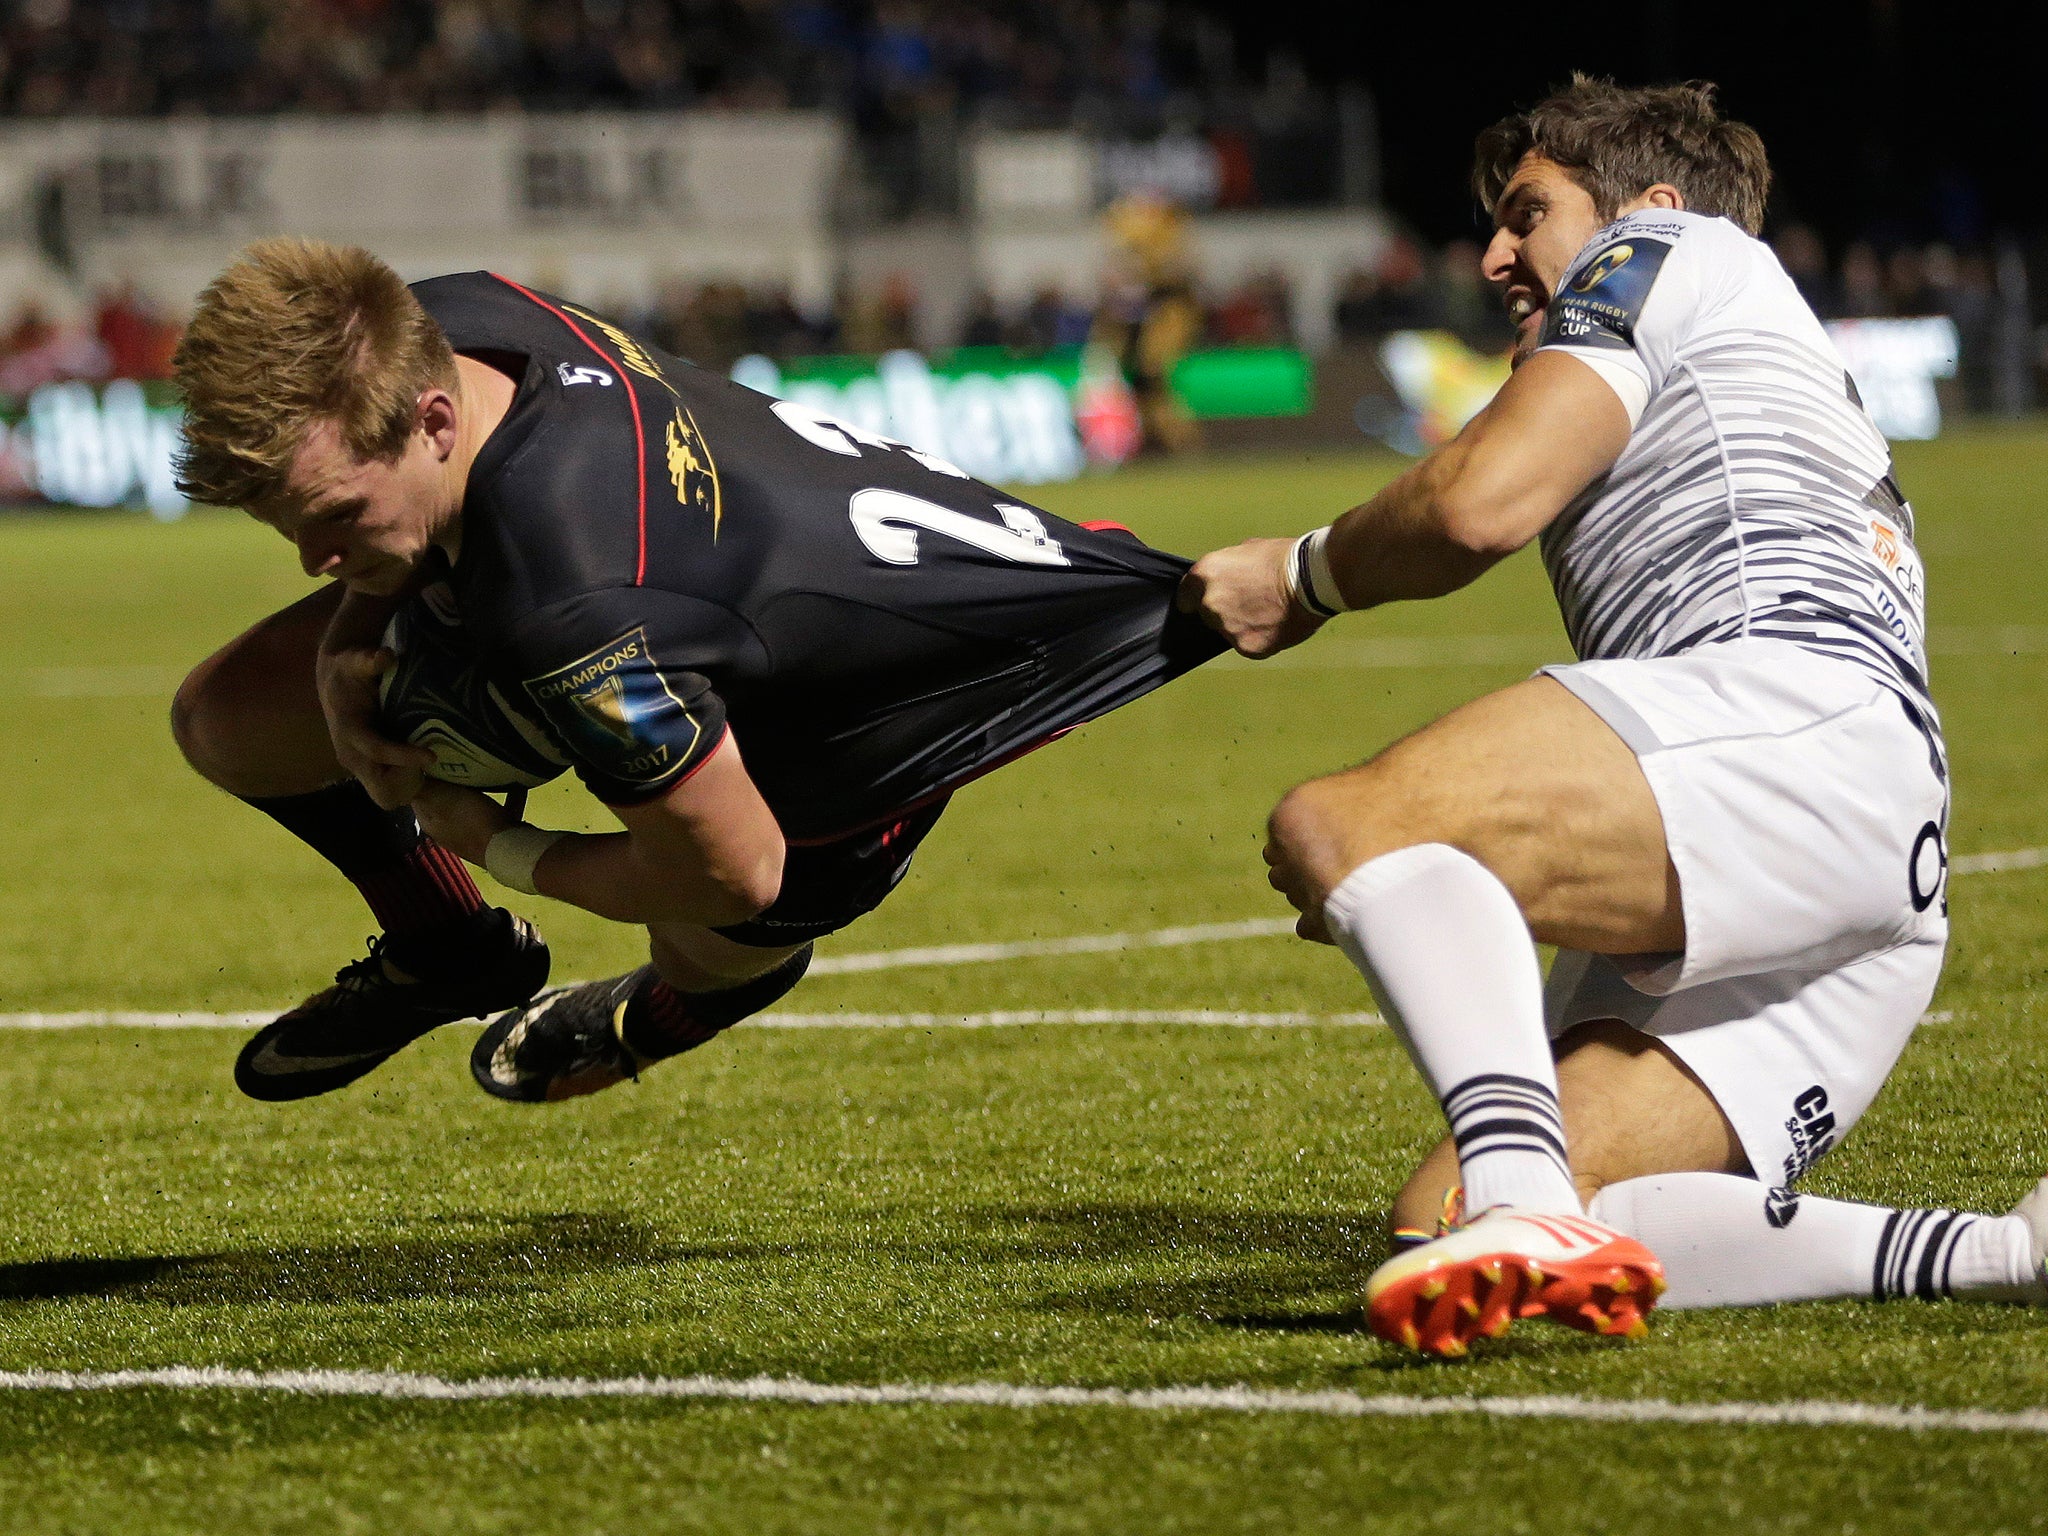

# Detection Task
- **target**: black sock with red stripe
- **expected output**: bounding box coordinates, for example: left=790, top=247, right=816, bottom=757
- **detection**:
left=620, top=946, right=815, bottom=1061
left=241, top=781, right=487, bottom=939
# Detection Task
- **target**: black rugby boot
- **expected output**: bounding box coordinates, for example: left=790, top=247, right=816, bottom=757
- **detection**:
left=472, top=947, right=812, bottom=1104
left=235, top=907, right=551, bottom=1102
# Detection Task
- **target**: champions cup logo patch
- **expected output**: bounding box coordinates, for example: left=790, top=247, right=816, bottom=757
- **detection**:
left=580, top=673, right=635, bottom=744
left=1572, top=242, right=1635, bottom=292
left=666, top=406, right=723, bottom=539
left=522, top=627, right=701, bottom=781
left=1541, top=236, right=1673, bottom=353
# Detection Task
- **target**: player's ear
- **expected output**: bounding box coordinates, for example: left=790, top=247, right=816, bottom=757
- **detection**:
left=417, top=387, right=460, bottom=459
left=1642, top=183, right=1685, bottom=212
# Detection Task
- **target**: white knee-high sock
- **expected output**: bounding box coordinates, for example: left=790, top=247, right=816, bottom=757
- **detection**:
left=1589, top=1172, right=2038, bottom=1307
left=1322, top=843, right=1580, bottom=1215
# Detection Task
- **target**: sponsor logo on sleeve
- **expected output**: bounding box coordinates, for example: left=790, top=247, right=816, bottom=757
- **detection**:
left=1867, top=513, right=1926, bottom=604
left=1541, top=236, right=1674, bottom=352
left=1571, top=243, right=1635, bottom=292
left=1909, top=820, right=1947, bottom=915
left=521, top=627, right=701, bottom=783
left=665, top=406, right=723, bottom=539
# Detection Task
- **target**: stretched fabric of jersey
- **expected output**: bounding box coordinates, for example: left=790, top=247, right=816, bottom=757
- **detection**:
left=412, top=272, right=1224, bottom=843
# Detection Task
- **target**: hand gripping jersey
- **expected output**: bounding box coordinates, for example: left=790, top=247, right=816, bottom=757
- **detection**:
left=412, top=273, right=1223, bottom=843
left=1535, top=211, right=1941, bottom=760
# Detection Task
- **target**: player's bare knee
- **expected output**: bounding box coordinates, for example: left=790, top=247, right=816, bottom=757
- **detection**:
left=1268, top=775, right=1380, bottom=899
left=1269, top=766, right=1455, bottom=906
left=714, top=846, right=784, bottom=925
left=169, top=662, right=233, bottom=784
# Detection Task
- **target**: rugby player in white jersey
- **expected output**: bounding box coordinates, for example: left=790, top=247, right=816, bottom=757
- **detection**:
left=1184, top=77, right=2046, bottom=1356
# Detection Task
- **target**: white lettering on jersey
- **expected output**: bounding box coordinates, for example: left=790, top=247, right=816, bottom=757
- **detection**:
left=848, top=488, right=1068, bottom=568
left=770, top=398, right=969, bottom=478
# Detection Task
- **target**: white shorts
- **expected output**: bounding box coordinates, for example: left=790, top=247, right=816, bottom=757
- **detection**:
left=1540, top=638, right=1949, bottom=1183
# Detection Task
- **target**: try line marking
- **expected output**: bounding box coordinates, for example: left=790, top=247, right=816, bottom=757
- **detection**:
left=0, top=1367, right=2041, bottom=1434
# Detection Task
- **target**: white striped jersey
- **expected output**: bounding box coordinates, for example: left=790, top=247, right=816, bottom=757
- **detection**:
left=1535, top=210, right=1941, bottom=760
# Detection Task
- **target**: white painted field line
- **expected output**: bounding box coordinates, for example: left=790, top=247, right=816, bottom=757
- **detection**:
left=0, top=1367, right=2042, bottom=1434
left=806, top=916, right=1295, bottom=976
left=752, top=1009, right=1382, bottom=1029
left=1206, top=625, right=2048, bottom=672
left=4, top=846, right=2040, bottom=1031
left=13, top=665, right=183, bottom=699
left=0, top=1011, right=273, bottom=1030
left=0, top=1007, right=1379, bottom=1032
left=1951, top=847, right=2048, bottom=875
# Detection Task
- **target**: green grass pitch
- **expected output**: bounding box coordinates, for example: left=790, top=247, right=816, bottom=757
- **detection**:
left=0, top=431, right=2043, bottom=1532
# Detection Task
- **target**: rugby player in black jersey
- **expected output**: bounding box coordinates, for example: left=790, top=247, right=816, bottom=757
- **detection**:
left=169, top=239, right=1221, bottom=1105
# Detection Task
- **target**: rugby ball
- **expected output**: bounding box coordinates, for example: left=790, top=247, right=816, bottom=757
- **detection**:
left=377, top=587, right=571, bottom=791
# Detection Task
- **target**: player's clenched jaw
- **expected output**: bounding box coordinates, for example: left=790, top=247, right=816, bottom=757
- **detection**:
left=1483, top=156, right=1612, bottom=366
left=1483, top=154, right=1678, bottom=367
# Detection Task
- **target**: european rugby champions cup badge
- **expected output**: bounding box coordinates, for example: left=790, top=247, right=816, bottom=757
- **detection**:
left=1543, top=234, right=1671, bottom=351
left=522, top=627, right=702, bottom=783
left=1572, top=242, right=1635, bottom=292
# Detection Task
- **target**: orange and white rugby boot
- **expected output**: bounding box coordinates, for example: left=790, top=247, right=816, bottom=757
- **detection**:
left=1365, top=1206, right=1667, bottom=1358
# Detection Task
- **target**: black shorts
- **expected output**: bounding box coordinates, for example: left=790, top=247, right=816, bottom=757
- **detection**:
left=711, top=797, right=951, bottom=948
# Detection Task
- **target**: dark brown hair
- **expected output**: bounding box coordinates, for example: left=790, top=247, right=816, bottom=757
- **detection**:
left=173, top=237, right=456, bottom=512
left=1472, top=76, right=1771, bottom=235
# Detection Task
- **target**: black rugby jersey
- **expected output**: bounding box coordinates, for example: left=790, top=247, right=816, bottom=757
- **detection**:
left=414, top=272, right=1222, bottom=843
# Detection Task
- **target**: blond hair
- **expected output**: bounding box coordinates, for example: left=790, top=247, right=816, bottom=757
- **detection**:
left=172, top=238, right=456, bottom=511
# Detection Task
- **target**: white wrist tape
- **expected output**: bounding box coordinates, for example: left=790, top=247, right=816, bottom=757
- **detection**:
left=1286, top=526, right=1349, bottom=617
left=484, top=824, right=568, bottom=897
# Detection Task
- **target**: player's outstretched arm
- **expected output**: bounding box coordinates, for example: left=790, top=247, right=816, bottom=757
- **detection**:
left=412, top=733, right=785, bottom=927
left=1183, top=352, right=1630, bottom=654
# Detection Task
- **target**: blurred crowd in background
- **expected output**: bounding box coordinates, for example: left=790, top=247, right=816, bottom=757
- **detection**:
left=0, top=281, right=180, bottom=394
left=1, top=225, right=2028, bottom=394
left=0, top=0, right=2036, bottom=420
left=0, top=0, right=1352, bottom=212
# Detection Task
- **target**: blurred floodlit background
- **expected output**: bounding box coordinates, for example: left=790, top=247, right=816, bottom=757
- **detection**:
left=0, top=0, right=2035, bottom=515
